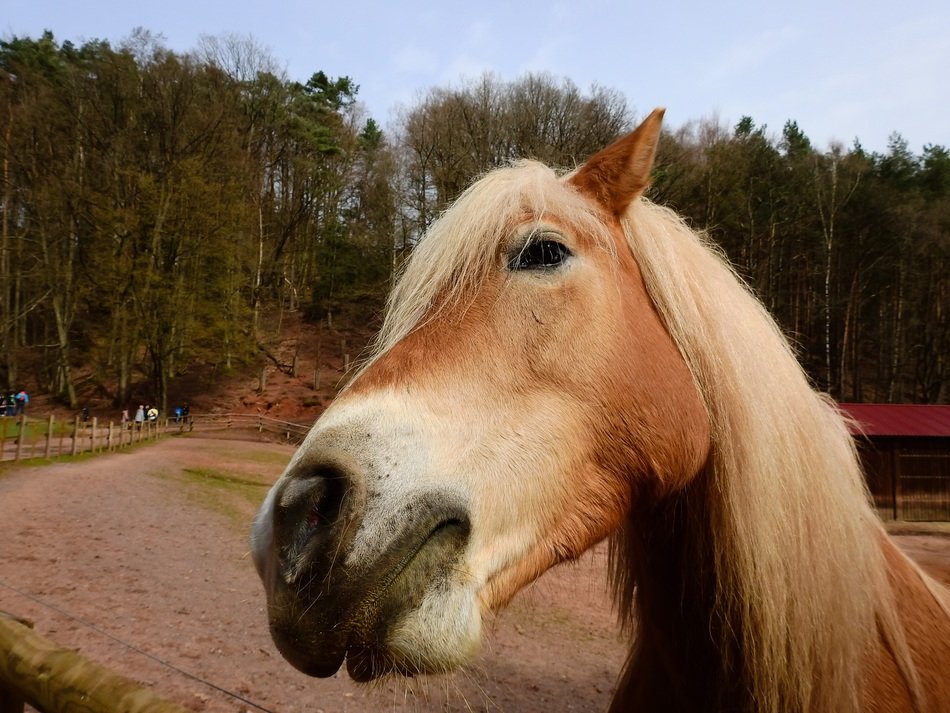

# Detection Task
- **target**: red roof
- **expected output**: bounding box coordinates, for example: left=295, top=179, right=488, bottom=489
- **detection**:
left=838, top=403, right=950, bottom=437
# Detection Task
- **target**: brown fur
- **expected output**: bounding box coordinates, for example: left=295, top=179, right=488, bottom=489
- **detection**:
left=863, top=536, right=950, bottom=712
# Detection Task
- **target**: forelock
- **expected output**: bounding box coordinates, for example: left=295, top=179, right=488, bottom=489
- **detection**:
left=367, top=160, right=615, bottom=361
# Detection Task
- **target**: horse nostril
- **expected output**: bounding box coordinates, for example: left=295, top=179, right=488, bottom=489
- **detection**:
left=277, top=466, right=349, bottom=523
left=273, top=465, right=352, bottom=583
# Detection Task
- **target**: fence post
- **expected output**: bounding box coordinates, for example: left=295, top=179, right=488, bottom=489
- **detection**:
left=14, top=416, right=25, bottom=461
left=58, top=422, right=65, bottom=457
left=89, top=418, right=97, bottom=453
left=107, top=422, right=114, bottom=452
left=71, top=416, right=80, bottom=456
left=0, top=419, right=6, bottom=463
left=0, top=614, right=189, bottom=713
left=45, top=414, right=54, bottom=459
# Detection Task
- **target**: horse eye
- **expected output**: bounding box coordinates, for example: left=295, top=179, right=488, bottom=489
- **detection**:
left=510, top=240, right=571, bottom=271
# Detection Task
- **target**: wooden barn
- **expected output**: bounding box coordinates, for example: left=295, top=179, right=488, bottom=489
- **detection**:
left=840, top=403, right=950, bottom=522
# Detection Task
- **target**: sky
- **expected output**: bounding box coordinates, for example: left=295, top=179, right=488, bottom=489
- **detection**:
left=3, top=0, right=949, bottom=153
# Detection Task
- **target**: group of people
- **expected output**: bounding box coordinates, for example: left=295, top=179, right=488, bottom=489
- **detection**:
left=118, top=402, right=190, bottom=428
left=2, top=390, right=29, bottom=417
left=120, top=404, right=158, bottom=428
left=0, top=387, right=194, bottom=427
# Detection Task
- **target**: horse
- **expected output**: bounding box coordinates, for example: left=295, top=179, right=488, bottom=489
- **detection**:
left=250, top=109, right=950, bottom=712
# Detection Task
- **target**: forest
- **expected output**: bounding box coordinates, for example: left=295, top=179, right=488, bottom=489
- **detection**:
left=0, top=30, right=946, bottom=410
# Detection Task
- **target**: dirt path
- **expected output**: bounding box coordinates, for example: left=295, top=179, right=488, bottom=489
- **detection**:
left=0, top=437, right=947, bottom=712
left=0, top=437, right=625, bottom=712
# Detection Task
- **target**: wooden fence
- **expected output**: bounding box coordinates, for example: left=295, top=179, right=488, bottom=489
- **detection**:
left=0, top=415, right=172, bottom=463
left=0, top=412, right=313, bottom=464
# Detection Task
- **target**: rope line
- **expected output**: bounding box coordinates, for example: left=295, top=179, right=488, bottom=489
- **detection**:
left=0, top=578, right=276, bottom=713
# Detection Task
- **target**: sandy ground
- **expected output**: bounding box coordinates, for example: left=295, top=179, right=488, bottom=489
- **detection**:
left=0, top=436, right=947, bottom=713
left=0, top=437, right=624, bottom=713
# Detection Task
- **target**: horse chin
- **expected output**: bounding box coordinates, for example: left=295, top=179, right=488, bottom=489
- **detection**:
left=344, top=601, right=482, bottom=682
left=342, top=520, right=483, bottom=681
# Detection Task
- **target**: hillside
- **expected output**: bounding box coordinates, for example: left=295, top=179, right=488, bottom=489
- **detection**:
left=182, top=308, right=378, bottom=424
left=25, top=308, right=378, bottom=428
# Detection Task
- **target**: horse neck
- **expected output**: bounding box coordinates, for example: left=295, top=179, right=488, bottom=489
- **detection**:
left=610, top=475, right=752, bottom=713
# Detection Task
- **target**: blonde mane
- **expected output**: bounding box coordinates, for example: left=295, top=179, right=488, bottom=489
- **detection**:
left=362, top=162, right=916, bottom=712
left=614, top=200, right=915, bottom=712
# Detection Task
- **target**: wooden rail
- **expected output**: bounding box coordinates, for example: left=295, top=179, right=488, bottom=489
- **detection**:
left=186, top=413, right=312, bottom=444
left=0, top=614, right=187, bottom=713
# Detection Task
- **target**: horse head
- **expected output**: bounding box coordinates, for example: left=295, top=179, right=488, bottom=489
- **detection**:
left=250, top=109, right=710, bottom=681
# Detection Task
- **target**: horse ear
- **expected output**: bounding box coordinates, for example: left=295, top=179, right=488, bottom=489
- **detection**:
left=569, top=107, right=665, bottom=217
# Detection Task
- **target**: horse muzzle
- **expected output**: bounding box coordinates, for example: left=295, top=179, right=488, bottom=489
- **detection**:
left=251, top=453, right=472, bottom=680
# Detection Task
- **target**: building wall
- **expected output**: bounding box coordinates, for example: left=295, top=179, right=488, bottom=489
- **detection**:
left=854, top=437, right=950, bottom=521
